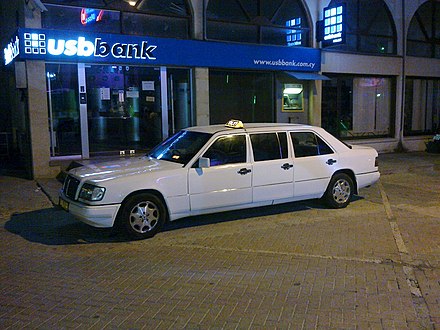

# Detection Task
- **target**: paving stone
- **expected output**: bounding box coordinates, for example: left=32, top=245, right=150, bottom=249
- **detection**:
left=0, top=152, right=439, bottom=328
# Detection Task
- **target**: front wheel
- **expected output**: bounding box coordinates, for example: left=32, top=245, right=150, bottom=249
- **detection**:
left=118, top=193, right=167, bottom=239
left=324, top=173, right=354, bottom=209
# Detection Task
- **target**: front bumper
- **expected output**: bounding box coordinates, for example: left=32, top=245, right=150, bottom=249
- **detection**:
left=59, top=194, right=121, bottom=228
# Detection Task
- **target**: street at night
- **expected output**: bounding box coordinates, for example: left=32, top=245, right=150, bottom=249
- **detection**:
left=1, top=152, right=439, bottom=329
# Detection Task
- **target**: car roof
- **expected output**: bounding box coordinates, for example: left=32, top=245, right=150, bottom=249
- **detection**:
left=185, top=123, right=314, bottom=135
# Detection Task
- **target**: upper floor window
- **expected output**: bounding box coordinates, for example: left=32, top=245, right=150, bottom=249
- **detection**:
left=407, top=0, right=440, bottom=59
left=42, top=4, right=121, bottom=33
left=42, top=0, right=191, bottom=38
left=206, top=0, right=310, bottom=47
left=323, top=0, right=396, bottom=55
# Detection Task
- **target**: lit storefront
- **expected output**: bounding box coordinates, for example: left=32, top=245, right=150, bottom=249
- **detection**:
left=3, top=24, right=322, bottom=175
left=1, top=0, right=440, bottom=178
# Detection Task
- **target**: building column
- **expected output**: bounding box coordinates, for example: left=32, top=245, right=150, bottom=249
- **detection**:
left=309, top=80, right=322, bottom=127
left=26, top=60, right=58, bottom=178
left=195, top=68, right=210, bottom=126
left=191, top=0, right=210, bottom=126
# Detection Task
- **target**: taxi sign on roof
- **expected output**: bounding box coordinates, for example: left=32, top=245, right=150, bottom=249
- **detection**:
left=225, top=119, right=244, bottom=129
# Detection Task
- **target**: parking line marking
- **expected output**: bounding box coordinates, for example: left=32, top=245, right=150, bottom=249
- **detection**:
left=378, top=179, right=433, bottom=329
left=165, top=243, right=383, bottom=265
left=378, top=180, right=408, bottom=254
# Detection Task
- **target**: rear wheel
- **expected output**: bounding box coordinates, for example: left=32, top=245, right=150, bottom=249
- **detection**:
left=118, top=193, right=167, bottom=239
left=324, top=173, right=354, bottom=208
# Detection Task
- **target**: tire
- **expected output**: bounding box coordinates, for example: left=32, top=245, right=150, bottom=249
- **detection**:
left=324, top=173, right=354, bottom=209
left=118, top=193, right=167, bottom=239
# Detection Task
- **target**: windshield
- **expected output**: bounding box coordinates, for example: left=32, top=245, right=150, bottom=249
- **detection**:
left=148, top=130, right=213, bottom=165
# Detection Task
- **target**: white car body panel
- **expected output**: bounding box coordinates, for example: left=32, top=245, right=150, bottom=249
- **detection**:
left=59, top=123, right=380, bottom=229
left=188, top=163, right=253, bottom=211
left=252, top=159, right=294, bottom=202
left=292, top=154, right=337, bottom=198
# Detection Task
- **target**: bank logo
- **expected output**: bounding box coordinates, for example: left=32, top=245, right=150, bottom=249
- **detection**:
left=21, top=31, right=157, bottom=61
left=24, top=33, right=46, bottom=55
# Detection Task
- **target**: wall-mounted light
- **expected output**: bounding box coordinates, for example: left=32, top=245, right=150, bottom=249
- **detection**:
left=123, top=0, right=138, bottom=6
left=283, top=84, right=303, bottom=95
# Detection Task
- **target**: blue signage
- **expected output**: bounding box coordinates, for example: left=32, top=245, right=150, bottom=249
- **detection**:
left=4, top=36, right=20, bottom=65
left=317, top=3, right=346, bottom=47
left=5, top=28, right=321, bottom=72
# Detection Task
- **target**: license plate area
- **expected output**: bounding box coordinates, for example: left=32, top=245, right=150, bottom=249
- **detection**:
left=59, top=198, right=69, bottom=211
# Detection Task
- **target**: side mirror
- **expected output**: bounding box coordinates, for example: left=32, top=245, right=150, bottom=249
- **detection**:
left=198, top=157, right=210, bottom=168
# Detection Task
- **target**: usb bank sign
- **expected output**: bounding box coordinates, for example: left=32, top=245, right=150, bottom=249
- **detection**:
left=4, top=36, right=20, bottom=65
left=46, top=36, right=157, bottom=60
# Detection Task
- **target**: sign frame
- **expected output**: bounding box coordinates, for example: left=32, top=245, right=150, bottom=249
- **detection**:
left=4, top=28, right=322, bottom=72
left=316, top=3, right=346, bottom=48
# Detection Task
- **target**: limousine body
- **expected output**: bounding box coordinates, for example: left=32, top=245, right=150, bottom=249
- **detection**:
left=59, top=120, right=380, bottom=239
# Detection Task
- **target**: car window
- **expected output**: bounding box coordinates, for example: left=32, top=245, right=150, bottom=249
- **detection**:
left=317, top=136, right=334, bottom=155
left=203, top=134, right=246, bottom=166
left=291, top=132, right=334, bottom=158
left=278, top=132, right=288, bottom=158
left=148, top=130, right=212, bottom=165
left=250, top=132, right=288, bottom=162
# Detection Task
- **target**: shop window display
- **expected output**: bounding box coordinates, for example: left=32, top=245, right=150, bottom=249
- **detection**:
left=404, top=78, right=440, bottom=136
left=322, top=75, right=395, bottom=139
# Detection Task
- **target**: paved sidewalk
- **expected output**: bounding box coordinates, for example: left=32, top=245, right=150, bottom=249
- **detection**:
left=0, top=152, right=439, bottom=329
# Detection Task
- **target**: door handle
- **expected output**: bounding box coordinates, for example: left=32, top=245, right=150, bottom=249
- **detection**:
left=237, top=168, right=251, bottom=175
left=281, top=163, right=293, bottom=170
left=326, top=159, right=337, bottom=165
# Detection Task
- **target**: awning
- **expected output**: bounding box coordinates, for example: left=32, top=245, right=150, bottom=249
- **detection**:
left=284, top=71, right=330, bottom=80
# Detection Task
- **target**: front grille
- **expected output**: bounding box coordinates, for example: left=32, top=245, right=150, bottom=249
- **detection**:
left=63, top=175, right=80, bottom=200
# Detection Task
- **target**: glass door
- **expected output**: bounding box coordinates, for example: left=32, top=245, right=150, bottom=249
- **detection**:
left=85, top=65, right=162, bottom=155
left=167, top=68, right=193, bottom=135
left=47, top=64, right=194, bottom=159
left=46, top=64, right=81, bottom=157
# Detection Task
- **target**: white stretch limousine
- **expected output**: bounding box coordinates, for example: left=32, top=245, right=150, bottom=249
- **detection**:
left=59, top=120, right=380, bottom=239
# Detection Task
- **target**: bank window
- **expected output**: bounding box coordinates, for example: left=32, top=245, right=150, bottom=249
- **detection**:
left=206, top=0, right=309, bottom=47
left=46, top=64, right=81, bottom=157
left=407, top=1, right=440, bottom=58
left=291, top=132, right=333, bottom=158
left=404, top=78, right=440, bottom=136
left=322, top=75, right=395, bottom=139
left=42, top=1, right=191, bottom=38
left=203, top=135, right=246, bottom=166
left=42, top=4, right=121, bottom=33
left=209, top=70, right=275, bottom=124
left=122, top=12, right=190, bottom=38
left=250, top=132, right=288, bottom=162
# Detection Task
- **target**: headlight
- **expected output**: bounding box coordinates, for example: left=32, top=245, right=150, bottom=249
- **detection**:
left=79, top=183, right=106, bottom=201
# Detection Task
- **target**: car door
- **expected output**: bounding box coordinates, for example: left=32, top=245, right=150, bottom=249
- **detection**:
left=290, top=131, right=337, bottom=198
left=250, top=132, right=294, bottom=202
left=188, top=134, right=252, bottom=211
